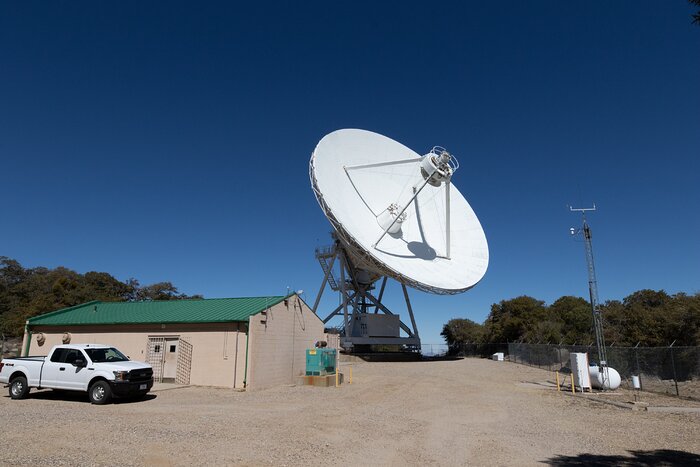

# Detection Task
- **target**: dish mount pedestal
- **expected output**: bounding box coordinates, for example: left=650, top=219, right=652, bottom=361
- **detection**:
left=312, top=237, right=421, bottom=352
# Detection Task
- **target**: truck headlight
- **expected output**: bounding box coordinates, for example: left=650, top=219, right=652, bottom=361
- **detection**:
left=113, top=371, right=128, bottom=381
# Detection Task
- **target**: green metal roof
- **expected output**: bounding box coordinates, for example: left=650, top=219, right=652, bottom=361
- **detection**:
left=27, top=296, right=290, bottom=326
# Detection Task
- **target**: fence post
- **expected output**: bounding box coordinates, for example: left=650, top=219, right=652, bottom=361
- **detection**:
left=557, top=342, right=563, bottom=371
left=634, top=342, right=643, bottom=391
left=669, top=341, right=679, bottom=397
left=511, top=343, right=516, bottom=364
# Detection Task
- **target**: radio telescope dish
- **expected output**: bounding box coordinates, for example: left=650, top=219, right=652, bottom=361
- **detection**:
left=309, top=129, right=488, bottom=351
left=311, top=129, right=488, bottom=294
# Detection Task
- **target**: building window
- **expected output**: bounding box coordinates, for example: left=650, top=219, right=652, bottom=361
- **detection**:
left=169, top=345, right=176, bottom=353
left=154, top=345, right=161, bottom=353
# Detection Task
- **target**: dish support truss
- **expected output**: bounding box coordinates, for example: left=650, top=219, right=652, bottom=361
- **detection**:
left=312, top=238, right=421, bottom=351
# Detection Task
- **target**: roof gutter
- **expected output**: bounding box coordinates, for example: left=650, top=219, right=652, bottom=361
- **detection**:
left=243, top=316, right=250, bottom=389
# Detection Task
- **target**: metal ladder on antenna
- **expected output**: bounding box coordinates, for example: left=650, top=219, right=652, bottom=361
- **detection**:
left=315, top=245, right=339, bottom=291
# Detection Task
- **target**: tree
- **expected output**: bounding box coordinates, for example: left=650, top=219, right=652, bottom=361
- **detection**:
left=668, top=293, right=700, bottom=346
left=483, top=296, right=550, bottom=343
left=549, top=296, right=592, bottom=344
left=441, top=318, right=484, bottom=354
left=619, top=289, right=672, bottom=346
left=599, top=299, right=626, bottom=346
left=135, top=282, right=200, bottom=301
left=0, top=257, right=202, bottom=336
left=691, top=0, right=700, bottom=25
left=443, top=289, right=700, bottom=349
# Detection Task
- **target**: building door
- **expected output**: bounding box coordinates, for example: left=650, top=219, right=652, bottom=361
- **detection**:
left=147, top=336, right=186, bottom=384
left=162, top=338, right=179, bottom=381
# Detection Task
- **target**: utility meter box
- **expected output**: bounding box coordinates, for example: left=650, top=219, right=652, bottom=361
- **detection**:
left=305, top=348, right=337, bottom=376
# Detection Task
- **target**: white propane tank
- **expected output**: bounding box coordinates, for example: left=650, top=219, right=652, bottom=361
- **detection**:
left=588, top=365, right=621, bottom=390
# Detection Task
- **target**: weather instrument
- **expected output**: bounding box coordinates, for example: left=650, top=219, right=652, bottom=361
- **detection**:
left=310, top=129, right=489, bottom=351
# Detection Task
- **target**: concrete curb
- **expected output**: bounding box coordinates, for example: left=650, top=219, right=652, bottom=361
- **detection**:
left=572, top=393, right=641, bottom=410
left=151, top=384, right=189, bottom=392
left=646, top=406, right=700, bottom=414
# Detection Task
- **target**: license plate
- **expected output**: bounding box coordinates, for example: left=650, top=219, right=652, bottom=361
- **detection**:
left=139, top=384, right=147, bottom=390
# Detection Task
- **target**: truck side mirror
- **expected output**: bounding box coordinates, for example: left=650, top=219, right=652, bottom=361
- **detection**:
left=73, top=359, right=86, bottom=368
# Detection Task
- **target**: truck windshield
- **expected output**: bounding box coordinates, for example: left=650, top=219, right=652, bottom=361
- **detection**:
left=85, top=347, right=129, bottom=363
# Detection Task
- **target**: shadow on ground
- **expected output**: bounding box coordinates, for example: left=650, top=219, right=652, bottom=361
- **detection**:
left=420, top=355, right=464, bottom=362
left=545, top=449, right=700, bottom=466
left=4, top=390, right=157, bottom=404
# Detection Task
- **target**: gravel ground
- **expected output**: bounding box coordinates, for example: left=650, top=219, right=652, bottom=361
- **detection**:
left=1, top=358, right=698, bottom=466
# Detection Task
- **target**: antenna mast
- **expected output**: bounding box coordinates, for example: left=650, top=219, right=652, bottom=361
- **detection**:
left=569, top=204, right=609, bottom=389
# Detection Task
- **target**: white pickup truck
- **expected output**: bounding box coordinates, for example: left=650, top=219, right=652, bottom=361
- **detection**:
left=0, top=343, right=153, bottom=404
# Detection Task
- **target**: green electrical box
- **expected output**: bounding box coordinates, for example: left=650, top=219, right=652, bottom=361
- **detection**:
left=305, top=348, right=337, bottom=376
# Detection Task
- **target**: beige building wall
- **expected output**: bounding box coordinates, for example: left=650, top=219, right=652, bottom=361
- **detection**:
left=26, top=322, right=248, bottom=389
left=246, top=295, right=325, bottom=390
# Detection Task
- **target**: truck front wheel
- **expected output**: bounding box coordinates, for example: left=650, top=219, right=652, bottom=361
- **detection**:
left=88, top=381, right=112, bottom=405
left=9, top=376, right=29, bottom=399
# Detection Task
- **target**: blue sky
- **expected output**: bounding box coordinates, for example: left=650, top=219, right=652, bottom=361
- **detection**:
left=1, top=2, right=699, bottom=347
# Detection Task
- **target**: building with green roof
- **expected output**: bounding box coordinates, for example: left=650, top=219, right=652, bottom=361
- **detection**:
left=22, top=294, right=326, bottom=390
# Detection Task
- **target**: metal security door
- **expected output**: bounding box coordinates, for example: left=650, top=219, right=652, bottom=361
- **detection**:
left=175, top=338, right=193, bottom=385
left=146, top=337, right=166, bottom=383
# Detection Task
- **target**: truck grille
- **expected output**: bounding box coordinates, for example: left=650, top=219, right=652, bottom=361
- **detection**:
left=128, top=368, right=153, bottom=383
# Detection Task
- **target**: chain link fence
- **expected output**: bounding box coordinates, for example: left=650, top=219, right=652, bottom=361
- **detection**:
left=506, top=343, right=700, bottom=401
left=420, top=344, right=449, bottom=357
left=1, top=334, right=22, bottom=359
left=445, top=342, right=511, bottom=358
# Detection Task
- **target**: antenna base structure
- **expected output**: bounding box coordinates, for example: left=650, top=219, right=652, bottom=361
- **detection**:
left=312, top=236, right=421, bottom=352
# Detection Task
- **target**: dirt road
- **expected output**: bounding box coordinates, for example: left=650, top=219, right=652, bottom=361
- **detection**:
left=1, top=358, right=698, bottom=466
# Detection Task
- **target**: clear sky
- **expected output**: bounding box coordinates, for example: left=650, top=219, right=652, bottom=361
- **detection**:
left=1, top=2, right=699, bottom=347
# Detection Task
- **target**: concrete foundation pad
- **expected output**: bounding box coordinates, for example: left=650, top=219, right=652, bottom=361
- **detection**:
left=646, top=406, right=700, bottom=414
left=296, top=374, right=344, bottom=387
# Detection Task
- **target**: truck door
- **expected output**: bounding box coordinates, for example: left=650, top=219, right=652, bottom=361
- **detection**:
left=40, top=347, right=67, bottom=389
left=56, top=349, right=91, bottom=391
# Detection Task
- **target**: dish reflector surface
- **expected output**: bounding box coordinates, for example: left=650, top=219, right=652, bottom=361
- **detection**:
left=310, top=129, right=489, bottom=294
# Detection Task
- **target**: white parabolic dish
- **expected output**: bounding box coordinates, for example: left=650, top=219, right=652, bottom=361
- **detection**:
left=310, top=129, right=489, bottom=294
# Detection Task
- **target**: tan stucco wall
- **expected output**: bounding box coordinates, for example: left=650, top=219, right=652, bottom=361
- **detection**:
left=26, top=323, right=247, bottom=388
left=246, top=295, right=325, bottom=390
